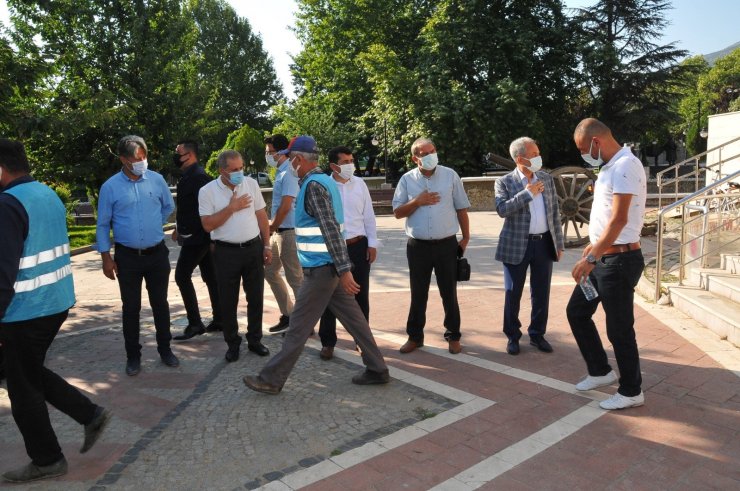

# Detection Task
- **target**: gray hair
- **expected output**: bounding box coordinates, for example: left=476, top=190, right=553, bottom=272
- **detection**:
left=509, top=137, right=537, bottom=160
left=217, top=149, right=242, bottom=169
left=290, top=150, right=319, bottom=163
left=117, top=135, right=148, bottom=158
left=411, top=137, right=434, bottom=156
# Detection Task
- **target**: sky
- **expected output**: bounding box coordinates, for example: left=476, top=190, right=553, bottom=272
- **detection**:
left=1, top=0, right=738, bottom=99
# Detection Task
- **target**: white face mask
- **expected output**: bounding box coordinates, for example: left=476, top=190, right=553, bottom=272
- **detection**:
left=581, top=139, right=603, bottom=168
left=336, top=163, right=354, bottom=180
left=525, top=155, right=543, bottom=172
left=419, top=153, right=438, bottom=171
left=131, top=159, right=148, bottom=176
left=265, top=154, right=277, bottom=168
left=288, top=157, right=300, bottom=178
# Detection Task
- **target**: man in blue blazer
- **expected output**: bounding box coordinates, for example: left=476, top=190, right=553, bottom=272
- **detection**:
left=495, top=137, right=564, bottom=355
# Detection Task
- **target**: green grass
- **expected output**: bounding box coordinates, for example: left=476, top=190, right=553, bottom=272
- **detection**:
left=68, top=225, right=98, bottom=249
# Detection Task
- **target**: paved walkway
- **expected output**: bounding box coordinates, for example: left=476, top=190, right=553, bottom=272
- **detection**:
left=1, top=212, right=738, bottom=490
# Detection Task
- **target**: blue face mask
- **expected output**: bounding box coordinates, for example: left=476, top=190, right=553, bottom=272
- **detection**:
left=228, top=171, right=244, bottom=186
left=420, top=153, right=438, bottom=171
left=581, top=139, right=603, bottom=168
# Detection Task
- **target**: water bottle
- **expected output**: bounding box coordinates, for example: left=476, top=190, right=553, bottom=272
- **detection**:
left=580, top=276, right=599, bottom=301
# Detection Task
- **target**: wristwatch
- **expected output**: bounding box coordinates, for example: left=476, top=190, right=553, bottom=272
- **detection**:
left=585, top=253, right=597, bottom=265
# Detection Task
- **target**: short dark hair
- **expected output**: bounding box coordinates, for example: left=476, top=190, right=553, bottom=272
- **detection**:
left=0, top=138, right=30, bottom=173
left=264, top=134, right=289, bottom=152
left=328, top=146, right=353, bottom=164
left=178, top=139, right=199, bottom=157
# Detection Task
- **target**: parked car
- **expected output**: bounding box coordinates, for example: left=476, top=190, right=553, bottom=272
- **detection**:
left=247, top=172, right=272, bottom=187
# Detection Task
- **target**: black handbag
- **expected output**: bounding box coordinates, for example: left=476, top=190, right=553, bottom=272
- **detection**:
left=456, top=246, right=470, bottom=282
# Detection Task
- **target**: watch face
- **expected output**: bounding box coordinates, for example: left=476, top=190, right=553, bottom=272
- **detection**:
left=586, top=254, right=596, bottom=264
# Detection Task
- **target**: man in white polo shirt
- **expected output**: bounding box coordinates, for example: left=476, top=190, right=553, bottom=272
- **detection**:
left=568, top=118, right=647, bottom=410
left=317, top=146, right=379, bottom=360
left=199, top=150, right=272, bottom=362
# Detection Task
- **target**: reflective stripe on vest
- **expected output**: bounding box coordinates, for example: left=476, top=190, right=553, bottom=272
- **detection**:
left=14, top=264, right=72, bottom=293
left=18, top=243, right=71, bottom=270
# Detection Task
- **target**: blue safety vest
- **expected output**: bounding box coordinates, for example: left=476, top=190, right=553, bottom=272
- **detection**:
left=2, top=181, right=75, bottom=322
left=294, top=173, right=344, bottom=268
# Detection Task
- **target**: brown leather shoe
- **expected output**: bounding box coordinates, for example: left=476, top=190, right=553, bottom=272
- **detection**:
left=448, top=340, right=462, bottom=354
left=243, top=375, right=281, bottom=395
left=319, top=346, right=334, bottom=360
left=400, top=339, right=423, bottom=354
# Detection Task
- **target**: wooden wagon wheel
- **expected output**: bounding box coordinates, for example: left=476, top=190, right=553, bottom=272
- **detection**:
left=549, top=166, right=597, bottom=248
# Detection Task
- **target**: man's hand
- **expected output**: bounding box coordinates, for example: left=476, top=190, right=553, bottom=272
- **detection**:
left=102, top=254, right=117, bottom=280
left=415, top=190, right=441, bottom=206
left=557, top=249, right=564, bottom=261
left=526, top=179, right=544, bottom=196
left=581, top=243, right=593, bottom=258
left=171, top=229, right=178, bottom=241
left=571, top=258, right=595, bottom=283
left=263, top=248, right=272, bottom=266
left=269, top=222, right=277, bottom=234
left=367, top=247, right=377, bottom=264
left=339, top=271, right=360, bottom=295
left=458, top=237, right=470, bottom=254
left=228, top=191, right=252, bottom=213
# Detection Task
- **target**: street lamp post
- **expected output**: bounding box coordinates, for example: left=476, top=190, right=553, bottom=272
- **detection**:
left=371, top=119, right=400, bottom=184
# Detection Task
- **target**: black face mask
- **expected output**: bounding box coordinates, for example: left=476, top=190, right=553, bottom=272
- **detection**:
left=173, top=153, right=186, bottom=168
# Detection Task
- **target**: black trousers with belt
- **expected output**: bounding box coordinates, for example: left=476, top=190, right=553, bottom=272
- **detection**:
left=212, top=239, right=264, bottom=349
left=0, top=310, right=98, bottom=466
left=174, top=241, right=221, bottom=327
left=114, top=241, right=172, bottom=359
left=319, top=237, right=371, bottom=347
left=405, top=236, right=461, bottom=343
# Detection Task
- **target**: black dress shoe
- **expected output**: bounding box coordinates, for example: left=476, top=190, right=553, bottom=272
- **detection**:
left=160, top=350, right=180, bottom=367
left=173, top=324, right=205, bottom=341
left=247, top=343, right=270, bottom=357
left=243, top=375, right=281, bottom=395
left=126, top=357, right=141, bottom=376
left=81, top=406, right=111, bottom=453
left=204, top=321, right=223, bottom=332
left=225, top=347, right=240, bottom=362
left=506, top=339, right=520, bottom=355
left=530, top=336, right=553, bottom=353
left=352, top=369, right=390, bottom=385
left=268, top=315, right=290, bottom=333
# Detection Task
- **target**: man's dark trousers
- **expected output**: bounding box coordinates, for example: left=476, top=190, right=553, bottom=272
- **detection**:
left=567, top=249, right=645, bottom=397
left=175, top=242, right=221, bottom=326
left=115, top=241, right=172, bottom=359
left=502, top=232, right=554, bottom=342
left=0, top=310, right=97, bottom=466
left=319, top=237, right=370, bottom=347
left=406, top=236, right=460, bottom=343
left=213, top=241, right=264, bottom=350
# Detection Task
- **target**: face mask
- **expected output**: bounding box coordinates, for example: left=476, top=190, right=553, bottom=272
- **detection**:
left=131, top=159, right=148, bottom=176
left=337, top=163, right=354, bottom=180
left=288, top=157, right=300, bottom=178
left=173, top=153, right=186, bottom=168
left=228, top=170, right=244, bottom=186
left=525, top=155, right=543, bottom=172
left=420, top=153, right=438, bottom=171
left=581, top=139, right=603, bottom=168
left=265, top=154, right=277, bottom=168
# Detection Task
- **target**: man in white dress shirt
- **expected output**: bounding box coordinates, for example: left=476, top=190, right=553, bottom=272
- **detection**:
left=317, top=147, right=378, bottom=360
left=199, top=150, right=272, bottom=362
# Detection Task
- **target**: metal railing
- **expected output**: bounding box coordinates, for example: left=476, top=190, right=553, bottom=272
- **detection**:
left=657, top=135, right=740, bottom=210
left=654, top=170, right=740, bottom=301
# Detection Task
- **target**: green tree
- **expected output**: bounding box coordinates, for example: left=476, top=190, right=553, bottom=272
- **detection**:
left=572, top=0, right=695, bottom=143
left=206, top=124, right=266, bottom=176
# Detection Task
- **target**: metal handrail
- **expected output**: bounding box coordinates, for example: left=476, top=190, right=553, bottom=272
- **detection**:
left=655, top=170, right=740, bottom=301
left=657, top=135, right=740, bottom=209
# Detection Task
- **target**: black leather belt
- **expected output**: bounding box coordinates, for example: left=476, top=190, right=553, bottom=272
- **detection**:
left=214, top=236, right=261, bottom=248
left=528, top=231, right=551, bottom=240
left=277, top=227, right=294, bottom=233
left=115, top=241, right=164, bottom=256
left=412, top=235, right=456, bottom=244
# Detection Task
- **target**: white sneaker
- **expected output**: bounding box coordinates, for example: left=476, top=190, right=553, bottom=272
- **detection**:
left=575, top=370, right=618, bottom=391
left=599, top=391, right=645, bottom=410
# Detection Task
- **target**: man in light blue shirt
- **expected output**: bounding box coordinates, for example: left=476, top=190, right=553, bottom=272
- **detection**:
left=392, top=137, right=470, bottom=355
left=263, top=134, right=303, bottom=333
left=96, top=135, right=178, bottom=376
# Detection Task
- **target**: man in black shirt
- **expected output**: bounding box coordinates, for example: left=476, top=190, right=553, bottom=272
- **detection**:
left=172, top=140, right=222, bottom=340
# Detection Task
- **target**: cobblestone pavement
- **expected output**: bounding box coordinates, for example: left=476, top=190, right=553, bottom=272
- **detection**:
left=0, top=212, right=738, bottom=490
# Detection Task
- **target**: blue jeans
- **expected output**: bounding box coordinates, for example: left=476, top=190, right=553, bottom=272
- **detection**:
left=567, top=249, right=644, bottom=397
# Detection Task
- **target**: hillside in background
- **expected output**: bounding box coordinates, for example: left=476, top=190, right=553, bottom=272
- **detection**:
left=704, top=41, right=740, bottom=65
